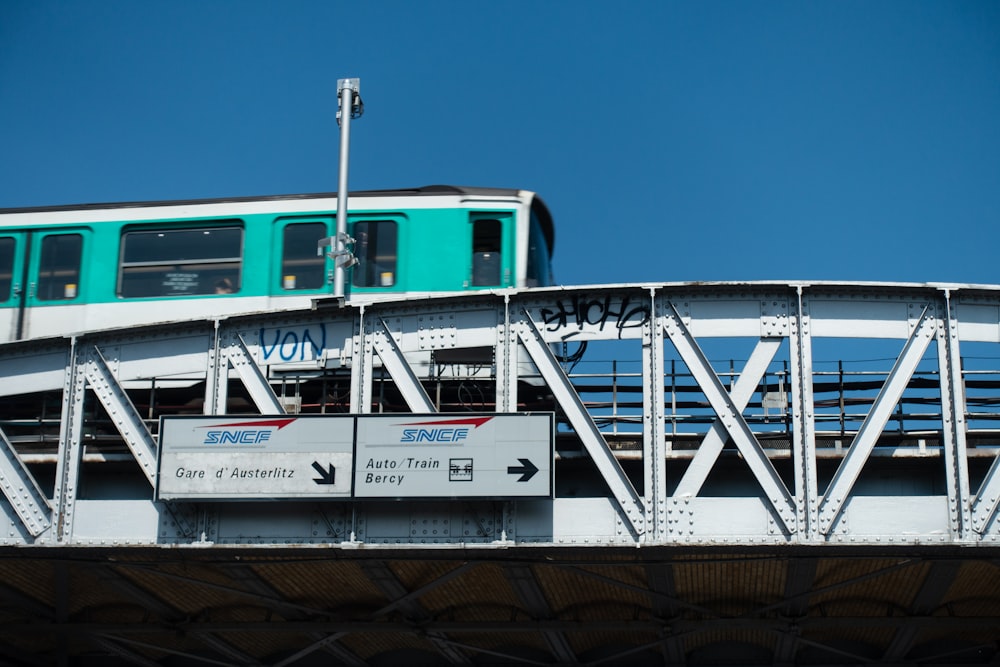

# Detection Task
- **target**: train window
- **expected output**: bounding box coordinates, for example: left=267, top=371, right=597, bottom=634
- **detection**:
left=352, top=221, right=397, bottom=288
left=471, top=218, right=502, bottom=286
left=281, top=222, right=326, bottom=290
left=37, top=234, right=82, bottom=301
left=118, top=226, right=242, bottom=298
left=0, top=237, right=14, bottom=301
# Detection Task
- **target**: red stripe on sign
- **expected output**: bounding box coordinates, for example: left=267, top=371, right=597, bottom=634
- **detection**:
left=397, top=417, right=493, bottom=429
left=198, top=418, right=297, bottom=429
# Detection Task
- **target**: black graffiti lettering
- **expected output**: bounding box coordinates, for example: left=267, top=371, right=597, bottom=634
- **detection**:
left=539, top=303, right=568, bottom=331
left=618, top=302, right=650, bottom=330
left=539, top=295, right=650, bottom=336
left=582, top=296, right=613, bottom=329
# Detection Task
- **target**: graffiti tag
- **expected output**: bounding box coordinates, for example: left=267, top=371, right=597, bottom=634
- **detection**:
left=259, top=324, right=327, bottom=363
left=538, top=295, right=650, bottom=337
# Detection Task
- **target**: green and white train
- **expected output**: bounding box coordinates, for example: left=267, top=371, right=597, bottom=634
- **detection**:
left=0, top=186, right=555, bottom=343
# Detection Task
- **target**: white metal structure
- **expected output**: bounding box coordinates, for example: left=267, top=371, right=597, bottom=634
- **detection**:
left=2, top=280, right=1000, bottom=548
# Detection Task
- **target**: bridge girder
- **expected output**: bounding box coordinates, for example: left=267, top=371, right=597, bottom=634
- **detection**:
left=0, top=282, right=998, bottom=547
left=1, top=282, right=1000, bottom=664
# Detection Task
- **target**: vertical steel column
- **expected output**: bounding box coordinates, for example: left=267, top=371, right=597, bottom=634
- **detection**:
left=204, top=320, right=228, bottom=415
left=53, top=339, right=86, bottom=543
left=644, top=289, right=666, bottom=542
left=495, top=294, right=516, bottom=413
left=790, top=287, right=819, bottom=541
left=353, top=306, right=374, bottom=413
left=939, top=291, right=972, bottom=538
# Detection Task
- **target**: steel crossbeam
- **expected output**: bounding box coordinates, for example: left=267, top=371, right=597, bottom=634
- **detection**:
left=817, top=306, right=937, bottom=535
left=663, top=301, right=797, bottom=534
left=216, top=331, right=285, bottom=415
left=515, top=310, right=647, bottom=537
left=83, top=346, right=158, bottom=486
left=972, top=456, right=1000, bottom=534
left=372, top=316, right=436, bottom=412
left=673, top=337, right=783, bottom=498
left=0, top=427, right=50, bottom=536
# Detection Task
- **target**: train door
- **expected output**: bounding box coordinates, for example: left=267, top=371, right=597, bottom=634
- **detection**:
left=0, top=232, right=28, bottom=342
left=469, top=213, right=512, bottom=288
left=21, top=229, right=88, bottom=338
left=351, top=219, right=399, bottom=290
left=272, top=216, right=333, bottom=295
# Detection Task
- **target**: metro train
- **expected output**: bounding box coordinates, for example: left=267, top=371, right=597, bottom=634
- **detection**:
left=0, top=186, right=555, bottom=343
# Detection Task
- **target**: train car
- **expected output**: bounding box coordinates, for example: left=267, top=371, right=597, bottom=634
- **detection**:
left=0, top=185, right=555, bottom=343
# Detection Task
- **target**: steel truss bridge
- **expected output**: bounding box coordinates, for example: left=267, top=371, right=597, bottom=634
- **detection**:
left=1, top=281, right=1000, bottom=666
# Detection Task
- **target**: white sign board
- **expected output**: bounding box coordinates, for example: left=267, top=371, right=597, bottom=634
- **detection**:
left=157, top=413, right=553, bottom=501
left=157, top=416, right=354, bottom=500
left=353, top=414, right=552, bottom=499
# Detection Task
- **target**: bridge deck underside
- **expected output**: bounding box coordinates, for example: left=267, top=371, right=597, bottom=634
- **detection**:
left=0, top=547, right=998, bottom=666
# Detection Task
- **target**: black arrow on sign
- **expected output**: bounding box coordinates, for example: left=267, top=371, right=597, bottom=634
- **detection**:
left=312, top=462, right=336, bottom=485
left=507, top=458, right=538, bottom=482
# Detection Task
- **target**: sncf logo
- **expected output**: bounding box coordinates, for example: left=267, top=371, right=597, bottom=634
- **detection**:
left=398, top=417, right=492, bottom=444
left=199, top=418, right=296, bottom=445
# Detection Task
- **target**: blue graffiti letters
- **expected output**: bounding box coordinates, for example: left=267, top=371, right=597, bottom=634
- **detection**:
left=259, top=323, right=327, bottom=362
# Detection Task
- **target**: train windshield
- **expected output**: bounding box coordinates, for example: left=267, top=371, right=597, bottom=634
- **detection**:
left=525, top=209, right=553, bottom=287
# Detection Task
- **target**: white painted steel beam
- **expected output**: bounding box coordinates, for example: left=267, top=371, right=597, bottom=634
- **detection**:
left=354, top=307, right=373, bottom=414
left=496, top=295, right=515, bottom=412
left=515, top=311, right=647, bottom=537
left=673, top=337, right=782, bottom=498
left=790, top=289, right=819, bottom=540
left=218, top=330, right=285, bottom=415
left=53, top=340, right=86, bottom=543
left=0, top=345, right=69, bottom=396
left=205, top=322, right=227, bottom=416
left=0, top=427, right=51, bottom=537
left=83, top=346, right=158, bottom=486
left=663, top=302, right=797, bottom=534
left=372, top=317, right=436, bottom=413
left=971, top=456, right=1000, bottom=534
left=817, top=306, right=937, bottom=535
left=0, top=283, right=998, bottom=547
left=939, top=291, right=972, bottom=537
left=644, top=290, right=667, bottom=540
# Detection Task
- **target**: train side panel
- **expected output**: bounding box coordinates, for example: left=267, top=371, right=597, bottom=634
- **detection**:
left=0, top=188, right=553, bottom=342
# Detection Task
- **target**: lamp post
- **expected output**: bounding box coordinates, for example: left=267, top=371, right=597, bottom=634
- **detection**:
left=332, top=78, right=363, bottom=299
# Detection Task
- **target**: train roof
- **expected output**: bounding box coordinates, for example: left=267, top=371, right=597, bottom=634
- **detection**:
left=0, top=185, right=555, bottom=254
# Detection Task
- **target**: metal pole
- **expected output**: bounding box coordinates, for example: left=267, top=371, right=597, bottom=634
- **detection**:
left=334, top=78, right=360, bottom=299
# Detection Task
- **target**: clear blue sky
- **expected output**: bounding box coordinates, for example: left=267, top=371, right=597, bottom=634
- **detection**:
left=2, top=1, right=998, bottom=287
